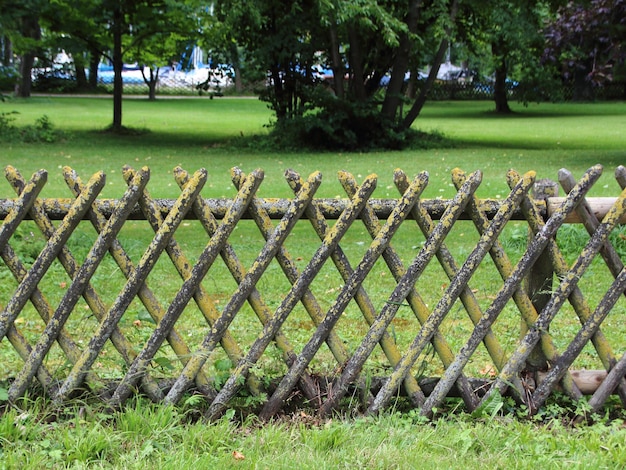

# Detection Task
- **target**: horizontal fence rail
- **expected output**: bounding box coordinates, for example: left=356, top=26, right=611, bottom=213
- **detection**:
left=1, top=164, right=626, bottom=420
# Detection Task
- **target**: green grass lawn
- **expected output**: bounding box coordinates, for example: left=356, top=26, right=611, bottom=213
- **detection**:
left=2, top=97, right=625, bottom=200
left=2, top=398, right=626, bottom=468
left=2, top=96, right=626, bottom=468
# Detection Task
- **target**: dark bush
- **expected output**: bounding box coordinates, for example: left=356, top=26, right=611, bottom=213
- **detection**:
left=32, top=71, right=79, bottom=93
left=0, top=66, right=19, bottom=92
left=265, top=97, right=447, bottom=151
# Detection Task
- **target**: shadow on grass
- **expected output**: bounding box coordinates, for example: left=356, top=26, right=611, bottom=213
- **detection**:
left=100, top=125, right=151, bottom=136
left=78, top=128, right=238, bottom=150
left=423, top=102, right=626, bottom=120
left=76, top=128, right=454, bottom=153
left=69, top=127, right=613, bottom=155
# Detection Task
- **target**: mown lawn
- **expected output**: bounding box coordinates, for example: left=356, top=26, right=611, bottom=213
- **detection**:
left=1, top=96, right=626, bottom=468
left=2, top=97, right=625, bottom=200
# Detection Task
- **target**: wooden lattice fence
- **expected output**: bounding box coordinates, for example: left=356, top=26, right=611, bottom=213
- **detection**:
left=1, top=163, right=626, bottom=420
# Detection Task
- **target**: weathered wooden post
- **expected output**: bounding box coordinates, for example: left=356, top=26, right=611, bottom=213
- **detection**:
left=524, top=178, right=558, bottom=371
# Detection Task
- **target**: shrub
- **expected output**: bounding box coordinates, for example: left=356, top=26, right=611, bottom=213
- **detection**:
left=265, top=97, right=449, bottom=151
left=32, top=72, right=78, bottom=93
left=22, top=115, right=62, bottom=143
left=0, top=111, right=64, bottom=143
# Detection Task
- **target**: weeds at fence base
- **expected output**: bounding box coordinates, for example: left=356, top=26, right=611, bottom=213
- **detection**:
left=4, top=374, right=626, bottom=427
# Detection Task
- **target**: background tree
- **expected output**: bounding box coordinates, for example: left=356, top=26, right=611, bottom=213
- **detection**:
left=543, top=0, right=626, bottom=100
left=126, top=33, right=189, bottom=100
left=215, top=0, right=325, bottom=121
left=100, top=0, right=205, bottom=130
left=457, top=0, right=561, bottom=113
left=0, top=0, right=46, bottom=97
left=31, top=0, right=204, bottom=130
left=400, top=0, right=460, bottom=127
left=44, top=0, right=109, bottom=92
left=214, top=0, right=460, bottom=149
left=200, top=4, right=266, bottom=95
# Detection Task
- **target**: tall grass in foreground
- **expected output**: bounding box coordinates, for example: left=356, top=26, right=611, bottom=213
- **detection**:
left=1, top=397, right=626, bottom=468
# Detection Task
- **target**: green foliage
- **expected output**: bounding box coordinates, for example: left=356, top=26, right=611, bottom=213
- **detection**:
left=32, top=72, right=78, bottom=94
left=213, top=358, right=234, bottom=390
left=608, top=226, right=626, bottom=258
left=0, top=110, right=64, bottom=143
left=471, top=389, right=504, bottom=419
left=555, top=224, right=626, bottom=259
left=24, top=115, right=63, bottom=143
left=502, top=223, right=626, bottom=266
left=265, top=97, right=450, bottom=151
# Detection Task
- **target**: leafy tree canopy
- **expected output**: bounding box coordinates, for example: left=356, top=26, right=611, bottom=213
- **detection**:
left=212, top=0, right=460, bottom=150
left=211, top=0, right=566, bottom=150
left=43, top=0, right=207, bottom=126
left=543, top=0, right=626, bottom=84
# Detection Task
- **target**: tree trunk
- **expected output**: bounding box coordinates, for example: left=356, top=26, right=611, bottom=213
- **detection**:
left=2, top=36, right=12, bottom=65
left=16, top=53, right=35, bottom=98
left=348, top=25, right=367, bottom=101
left=74, top=53, right=88, bottom=90
left=111, top=6, right=124, bottom=131
left=89, top=48, right=100, bottom=90
left=381, top=0, right=422, bottom=121
left=15, top=16, right=41, bottom=98
left=233, top=63, right=243, bottom=94
left=141, top=66, right=158, bottom=100
left=229, top=44, right=243, bottom=94
left=401, top=0, right=459, bottom=130
left=405, top=64, right=420, bottom=100
left=329, top=22, right=344, bottom=99
left=492, top=42, right=511, bottom=113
